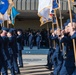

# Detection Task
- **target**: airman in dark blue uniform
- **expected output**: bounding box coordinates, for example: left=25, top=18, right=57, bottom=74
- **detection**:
left=59, top=22, right=69, bottom=75
left=28, top=32, right=33, bottom=49
left=51, top=33, right=57, bottom=72
left=36, top=31, right=42, bottom=49
left=47, top=29, right=55, bottom=70
left=69, top=21, right=76, bottom=75
left=0, top=30, right=8, bottom=75
left=67, top=40, right=75, bottom=74
left=7, top=29, right=17, bottom=75
left=9, top=28, right=20, bottom=74
left=65, top=22, right=75, bottom=75
left=71, top=32, right=76, bottom=75
left=60, top=21, right=75, bottom=75
left=17, top=30, right=23, bottom=67
left=48, top=18, right=76, bottom=75
left=52, top=29, right=63, bottom=75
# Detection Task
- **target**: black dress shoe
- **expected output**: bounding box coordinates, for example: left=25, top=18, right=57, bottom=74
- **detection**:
left=50, top=72, right=54, bottom=75
left=19, top=65, right=23, bottom=68
left=15, top=71, right=20, bottom=74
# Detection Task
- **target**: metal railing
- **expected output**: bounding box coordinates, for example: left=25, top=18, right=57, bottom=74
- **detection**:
left=13, top=0, right=76, bottom=12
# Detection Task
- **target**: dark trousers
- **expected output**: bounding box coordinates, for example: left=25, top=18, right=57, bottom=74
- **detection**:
left=18, top=50, right=23, bottom=67
left=0, top=63, right=8, bottom=75
left=13, top=56, right=20, bottom=73
left=7, top=56, right=15, bottom=75
left=29, top=41, right=33, bottom=49
left=36, top=41, right=40, bottom=49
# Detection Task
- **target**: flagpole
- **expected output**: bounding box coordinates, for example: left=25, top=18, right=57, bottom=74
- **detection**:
left=59, top=0, right=63, bottom=29
left=3, top=21, right=5, bottom=27
left=7, top=12, right=10, bottom=28
left=55, top=8, right=62, bottom=51
left=59, top=0, right=65, bottom=54
left=7, top=21, right=9, bottom=28
left=52, top=23, right=54, bottom=31
left=68, top=0, right=76, bottom=66
left=68, top=0, right=73, bottom=24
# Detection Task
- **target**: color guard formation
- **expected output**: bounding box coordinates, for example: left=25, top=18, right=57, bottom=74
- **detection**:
left=38, top=0, right=76, bottom=75
left=47, top=19, right=76, bottom=75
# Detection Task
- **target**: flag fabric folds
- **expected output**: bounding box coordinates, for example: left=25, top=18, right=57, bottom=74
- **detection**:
left=0, top=0, right=9, bottom=14
left=40, top=16, right=52, bottom=26
left=3, top=11, right=10, bottom=21
left=0, top=11, right=10, bottom=24
left=38, top=0, right=59, bottom=26
left=38, top=0, right=53, bottom=20
left=0, top=0, right=20, bottom=25
left=10, top=6, right=20, bottom=25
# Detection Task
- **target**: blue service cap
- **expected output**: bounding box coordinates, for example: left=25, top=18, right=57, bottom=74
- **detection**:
left=63, top=22, right=69, bottom=27
left=67, top=19, right=76, bottom=23
left=72, top=19, right=76, bottom=22
left=63, top=19, right=76, bottom=28
left=10, top=28, right=16, bottom=31
left=8, top=29, right=13, bottom=34
left=2, top=27, right=9, bottom=32
left=54, top=28, right=57, bottom=31
left=66, top=19, right=70, bottom=23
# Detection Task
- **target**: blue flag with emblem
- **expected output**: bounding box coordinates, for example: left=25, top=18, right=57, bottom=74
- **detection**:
left=0, top=0, right=9, bottom=14
left=10, top=6, right=20, bottom=25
